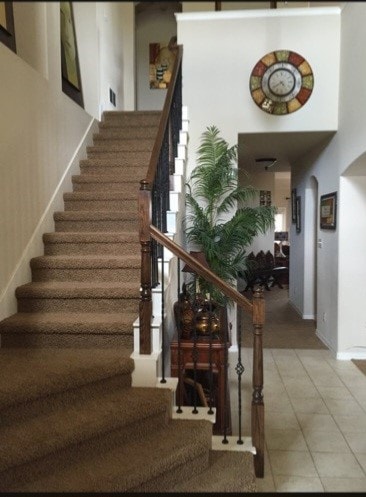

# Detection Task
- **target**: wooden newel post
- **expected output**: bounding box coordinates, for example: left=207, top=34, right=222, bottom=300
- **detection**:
left=138, top=180, right=152, bottom=355
left=252, top=287, right=265, bottom=478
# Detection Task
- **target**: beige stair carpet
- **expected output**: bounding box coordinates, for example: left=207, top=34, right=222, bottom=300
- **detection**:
left=0, top=111, right=256, bottom=492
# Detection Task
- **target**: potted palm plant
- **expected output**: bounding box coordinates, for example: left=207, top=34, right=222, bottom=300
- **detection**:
left=184, top=125, right=275, bottom=307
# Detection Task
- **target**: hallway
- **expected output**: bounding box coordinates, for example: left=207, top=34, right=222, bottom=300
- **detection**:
left=235, top=289, right=366, bottom=492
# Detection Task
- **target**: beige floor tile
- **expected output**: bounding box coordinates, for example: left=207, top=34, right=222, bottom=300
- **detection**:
left=274, top=475, right=324, bottom=492
left=311, top=452, right=365, bottom=478
left=266, top=428, right=308, bottom=451
left=265, top=410, right=301, bottom=431
left=303, top=429, right=350, bottom=453
left=281, top=376, right=320, bottom=399
left=296, top=413, right=341, bottom=432
left=343, top=432, right=366, bottom=454
left=268, top=450, right=317, bottom=477
left=265, top=391, right=293, bottom=411
left=316, top=385, right=355, bottom=400
left=321, top=477, right=366, bottom=492
left=355, top=453, right=366, bottom=473
left=290, top=397, right=329, bottom=414
left=333, top=413, right=366, bottom=434
left=307, top=372, right=344, bottom=387
left=323, top=397, right=365, bottom=416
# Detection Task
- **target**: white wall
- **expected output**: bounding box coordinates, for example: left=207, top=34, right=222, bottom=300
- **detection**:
left=177, top=7, right=340, bottom=179
left=135, top=4, right=177, bottom=110
left=0, top=2, right=134, bottom=319
left=289, top=3, right=366, bottom=357
left=177, top=5, right=343, bottom=352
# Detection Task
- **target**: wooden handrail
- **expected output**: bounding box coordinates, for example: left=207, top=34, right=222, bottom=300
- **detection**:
left=150, top=225, right=253, bottom=314
left=144, top=45, right=183, bottom=187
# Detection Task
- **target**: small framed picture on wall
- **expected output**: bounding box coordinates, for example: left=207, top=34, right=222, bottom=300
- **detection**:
left=320, top=192, right=337, bottom=230
left=291, top=188, right=297, bottom=223
left=296, top=196, right=301, bottom=233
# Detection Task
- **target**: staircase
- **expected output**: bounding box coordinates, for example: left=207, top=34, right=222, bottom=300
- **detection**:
left=0, top=111, right=256, bottom=492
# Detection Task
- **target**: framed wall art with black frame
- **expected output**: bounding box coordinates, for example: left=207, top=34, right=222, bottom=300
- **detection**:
left=0, top=2, right=16, bottom=53
left=320, top=192, right=337, bottom=230
left=296, top=196, right=301, bottom=233
left=60, top=1, right=84, bottom=108
left=291, top=188, right=297, bottom=223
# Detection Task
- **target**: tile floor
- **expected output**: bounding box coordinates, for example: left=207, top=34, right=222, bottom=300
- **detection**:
left=232, top=347, right=366, bottom=493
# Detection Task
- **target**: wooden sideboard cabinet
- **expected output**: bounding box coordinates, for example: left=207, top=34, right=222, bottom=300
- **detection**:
left=170, top=336, right=231, bottom=435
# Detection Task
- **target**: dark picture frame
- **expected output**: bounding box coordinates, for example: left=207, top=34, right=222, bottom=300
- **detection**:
left=320, top=192, right=337, bottom=230
left=296, top=196, right=301, bottom=233
left=291, top=188, right=297, bottom=223
left=60, top=1, right=84, bottom=108
left=0, top=2, right=16, bottom=53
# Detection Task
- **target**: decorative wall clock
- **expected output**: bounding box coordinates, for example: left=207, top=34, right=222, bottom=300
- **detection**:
left=249, top=50, right=314, bottom=115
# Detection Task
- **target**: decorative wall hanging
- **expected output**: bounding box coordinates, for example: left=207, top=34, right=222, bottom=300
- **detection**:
left=249, top=50, right=314, bottom=115
left=60, top=1, right=84, bottom=108
left=0, top=2, right=16, bottom=53
left=296, top=196, right=301, bottom=233
left=259, top=190, right=271, bottom=206
left=320, top=192, right=337, bottom=230
left=149, top=36, right=177, bottom=89
left=291, top=188, right=297, bottom=223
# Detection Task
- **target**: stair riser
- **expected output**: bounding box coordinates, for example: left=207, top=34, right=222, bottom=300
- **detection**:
left=1, top=332, right=133, bottom=349
left=55, top=219, right=138, bottom=232
left=44, top=242, right=140, bottom=256
left=96, top=127, right=158, bottom=139
left=0, top=408, right=170, bottom=491
left=79, top=165, right=147, bottom=177
left=17, top=298, right=139, bottom=313
left=0, top=373, right=132, bottom=426
left=102, top=113, right=160, bottom=127
left=64, top=200, right=137, bottom=211
left=31, top=267, right=140, bottom=282
left=72, top=182, right=139, bottom=193
left=134, top=451, right=210, bottom=493
left=87, top=140, right=154, bottom=153
left=80, top=153, right=150, bottom=164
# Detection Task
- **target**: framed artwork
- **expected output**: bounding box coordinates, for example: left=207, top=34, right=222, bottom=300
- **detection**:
left=259, top=190, right=271, bottom=206
left=0, top=2, right=16, bottom=53
left=149, top=36, right=177, bottom=90
left=60, top=1, right=84, bottom=108
left=296, top=196, right=301, bottom=233
left=320, top=192, right=337, bottom=230
left=291, top=188, right=297, bottom=223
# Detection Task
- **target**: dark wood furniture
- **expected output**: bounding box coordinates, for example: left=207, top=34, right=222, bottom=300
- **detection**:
left=170, top=335, right=231, bottom=435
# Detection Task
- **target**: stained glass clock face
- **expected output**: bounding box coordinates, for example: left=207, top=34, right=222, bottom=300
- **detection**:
left=249, top=50, right=314, bottom=115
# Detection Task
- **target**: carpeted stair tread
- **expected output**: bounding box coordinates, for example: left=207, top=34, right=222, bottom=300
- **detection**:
left=42, top=232, right=139, bottom=256
left=101, top=110, right=161, bottom=127
left=79, top=151, right=151, bottom=165
left=72, top=173, right=140, bottom=186
left=0, top=386, right=172, bottom=475
left=0, top=348, right=134, bottom=411
left=10, top=419, right=212, bottom=493
left=87, top=140, right=154, bottom=153
left=0, top=311, right=137, bottom=335
left=54, top=211, right=138, bottom=221
left=30, top=254, right=140, bottom=269
left=95, top=126, right=158, bottom=139
left=15, top=281, right=140, bottom=299
left=167, top=450, right=257, bottom=493
left=43, top=232, right=138, bottom=244
left=63, top=191, right=138, bottom=201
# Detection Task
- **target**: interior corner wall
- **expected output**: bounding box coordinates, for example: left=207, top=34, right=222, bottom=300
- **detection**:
left=96, top=2, right=135, bottom=115
left=177, top=7, right=340, bottom=182
left=0, top=2, right=132, bottom=320
left=135, top=5, right=177, bottom=110
left=288, top=3, right=366, bottom=357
